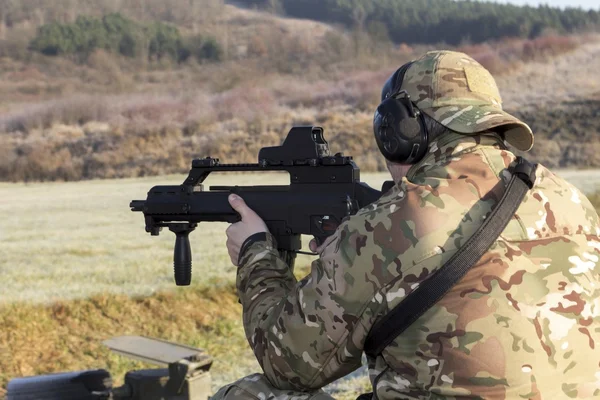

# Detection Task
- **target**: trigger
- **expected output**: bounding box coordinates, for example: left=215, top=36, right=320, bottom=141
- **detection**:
left=320, top=216, right=337, bottom=232
left=311, top=215, right=340, bottom=241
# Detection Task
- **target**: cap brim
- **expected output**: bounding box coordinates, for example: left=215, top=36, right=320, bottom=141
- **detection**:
left=421, top=105, right=534, bottom=152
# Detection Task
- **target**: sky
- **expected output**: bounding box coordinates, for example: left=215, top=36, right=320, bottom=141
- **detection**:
left=480, top=0, right=600, bottom=9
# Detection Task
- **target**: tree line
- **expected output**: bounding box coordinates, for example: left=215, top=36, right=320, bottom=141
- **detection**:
left=242, top=0, right=600, bottom=44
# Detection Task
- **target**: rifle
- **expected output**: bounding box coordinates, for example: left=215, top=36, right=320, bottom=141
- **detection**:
left=7, top=336, right=213, bottom=400
left=129, top=126, right=392, bottom=285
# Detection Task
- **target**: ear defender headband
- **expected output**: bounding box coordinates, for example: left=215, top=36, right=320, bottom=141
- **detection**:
left=373, top=62, right=429, bottom=164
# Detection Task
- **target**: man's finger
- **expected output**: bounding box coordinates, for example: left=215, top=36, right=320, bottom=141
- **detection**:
left=228, top=194, right=251, bottom=219
left=309, top=238, right=327, bottom=253
left=228, top=242, right=240, bottom=254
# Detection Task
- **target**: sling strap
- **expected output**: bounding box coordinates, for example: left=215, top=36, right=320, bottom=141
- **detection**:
left=363, top=157, right=537, bottom=359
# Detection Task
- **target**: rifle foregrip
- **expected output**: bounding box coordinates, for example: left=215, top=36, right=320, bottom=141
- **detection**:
left=173, top=231, right=192, bottom=286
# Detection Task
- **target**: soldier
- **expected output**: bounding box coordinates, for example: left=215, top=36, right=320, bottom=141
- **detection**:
left=212, top=51, right=600, bottom=399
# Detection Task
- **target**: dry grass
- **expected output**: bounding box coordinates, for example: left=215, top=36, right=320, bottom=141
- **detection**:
left=0, top=90, right=387, bottom=182
left=2, top=39, right=600, bottom=182
left=0, top=284, right=370, bottom=399
left=1, top=36, right=598, bottom=182
left=0, top=2, right=597, bottom=183
left=458, top=34, right=582, bottom=75
left=0, top=285, right=253, bottom=394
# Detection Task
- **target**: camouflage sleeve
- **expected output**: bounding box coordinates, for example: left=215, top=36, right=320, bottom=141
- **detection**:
left=236, top=217, right=388, bottom=391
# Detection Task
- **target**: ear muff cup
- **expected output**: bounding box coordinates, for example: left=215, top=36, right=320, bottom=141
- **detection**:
left=373, top=91, right=429, bottom=164
left=374, top=61, right=430, bottom=165
left=399, top=118, right=421, bottom=138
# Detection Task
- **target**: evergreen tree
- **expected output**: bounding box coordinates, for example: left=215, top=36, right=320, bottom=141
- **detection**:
left=236, top=0, right=599, bottom=44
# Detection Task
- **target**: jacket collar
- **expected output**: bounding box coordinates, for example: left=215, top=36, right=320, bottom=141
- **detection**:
left=406, top=132, right=507, bottom=181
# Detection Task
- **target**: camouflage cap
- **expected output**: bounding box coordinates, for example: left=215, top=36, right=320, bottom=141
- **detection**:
left=400, top=50, right=534, bottom=151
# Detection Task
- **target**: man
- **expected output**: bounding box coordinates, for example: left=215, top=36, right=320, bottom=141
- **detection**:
left=212, top=51, right=600, bottom=399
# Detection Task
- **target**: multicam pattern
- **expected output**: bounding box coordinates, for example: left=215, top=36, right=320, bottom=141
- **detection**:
left=213, top=132, right=600, bottom=399
left=211, top=373, right=334, bottom=400
left=401, top=51, right=534, bottom=152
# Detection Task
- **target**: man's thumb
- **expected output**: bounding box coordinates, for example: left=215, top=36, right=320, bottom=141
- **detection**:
left=229, top=194, right=249, bottom=218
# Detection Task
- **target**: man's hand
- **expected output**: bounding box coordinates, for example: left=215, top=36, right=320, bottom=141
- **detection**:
left=308, top=238, right=327, bottom=254
left=226, top=194, right=269, bottom=266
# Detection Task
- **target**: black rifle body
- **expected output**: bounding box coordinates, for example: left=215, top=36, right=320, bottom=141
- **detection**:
left=130, top=127, right=389, bottom=285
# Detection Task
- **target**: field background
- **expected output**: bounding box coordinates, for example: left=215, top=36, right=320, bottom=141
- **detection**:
left=1, top=0, right=600, bottom=398
left=1, top=170, right=599, bottom=398
left=0, top=172, right=388, bottom=397
left=2, top=171, right=600, bottom=306
left=0, top=1, right=599, bottom=183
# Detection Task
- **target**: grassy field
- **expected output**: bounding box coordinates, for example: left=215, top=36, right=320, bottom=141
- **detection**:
left=1, top=2, right=599, bottom=396
left=0, top=172, right=392, bottom=397
left=0, top=172, right=392, bottom=305
left=1, top=170, right=599, bottom=397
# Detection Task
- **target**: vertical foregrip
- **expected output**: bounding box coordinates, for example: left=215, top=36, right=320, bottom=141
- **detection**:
left=173, top=231, right=192, bottom=286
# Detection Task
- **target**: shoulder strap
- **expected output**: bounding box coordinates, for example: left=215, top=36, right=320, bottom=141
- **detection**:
left=363, top=157, right=537, bottom=358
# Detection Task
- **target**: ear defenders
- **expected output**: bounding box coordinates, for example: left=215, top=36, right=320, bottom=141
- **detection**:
left=373, top=62, right=429, bottom=164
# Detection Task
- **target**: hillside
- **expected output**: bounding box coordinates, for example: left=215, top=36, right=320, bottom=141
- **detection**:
left=238, top=0, right=600, bottom=44
left=0, top=1, right=598, bottom=182
left=498, top=41, right=600, bottom=168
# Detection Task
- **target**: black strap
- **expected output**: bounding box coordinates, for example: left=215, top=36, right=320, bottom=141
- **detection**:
left=363, top=157, right=537, bottom=358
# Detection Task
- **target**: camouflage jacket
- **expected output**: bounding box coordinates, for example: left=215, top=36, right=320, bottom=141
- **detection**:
left=236, top=132, right=600, bottom=399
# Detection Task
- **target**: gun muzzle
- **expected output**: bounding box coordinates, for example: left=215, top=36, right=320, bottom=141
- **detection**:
left=129, top=200, right=145, bottom=212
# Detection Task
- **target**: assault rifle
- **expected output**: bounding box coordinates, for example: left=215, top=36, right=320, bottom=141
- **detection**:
left=130, top=126, right=392, bottom=285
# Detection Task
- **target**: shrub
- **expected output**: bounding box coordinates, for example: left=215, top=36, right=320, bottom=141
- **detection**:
left=28, top=13, right=207, bottom=63
left=182, top=35, right=224, bottom=63
left=146, top=22, right=183, bottom=61
left=30, top=14, right=137, bottom=58
left=30, top=22, right=79, bottom=56
left=103, top=13, right=143, bottom=57
left=197, top=37, right=223, bottom=62
left=521, top=35, right=578, bottom=61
